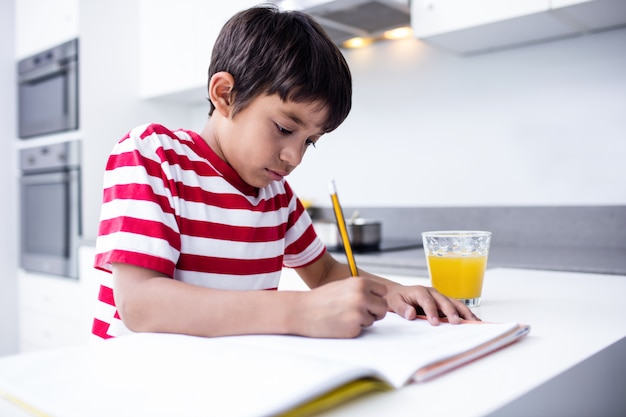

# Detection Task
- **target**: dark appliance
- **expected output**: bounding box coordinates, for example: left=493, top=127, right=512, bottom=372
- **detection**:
left=19, top=141, right=81, bottom=278
left=17, top=38, right=79, bottom=138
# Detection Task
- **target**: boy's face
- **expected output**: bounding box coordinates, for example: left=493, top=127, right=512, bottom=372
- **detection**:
left=216, top=94, right=328, bottom=189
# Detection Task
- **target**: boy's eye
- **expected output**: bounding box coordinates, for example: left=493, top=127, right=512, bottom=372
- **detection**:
left=305, top=139, right=316, bottom=148
left=276, top=124, right=292, bottom=135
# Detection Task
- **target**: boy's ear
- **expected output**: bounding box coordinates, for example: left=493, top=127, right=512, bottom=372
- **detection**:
left=209, top=72, right=235, bottom=118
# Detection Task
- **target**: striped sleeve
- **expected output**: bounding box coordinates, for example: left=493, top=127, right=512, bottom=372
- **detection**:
left=94, top=124, right=181, bottom=277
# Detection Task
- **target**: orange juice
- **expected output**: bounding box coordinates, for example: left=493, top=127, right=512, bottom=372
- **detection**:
left=427, top=254, right=487, bottom=299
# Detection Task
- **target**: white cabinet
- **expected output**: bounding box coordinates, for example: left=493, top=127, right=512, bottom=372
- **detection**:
left=552, top=0, right=590, bottom=5
left=14, top=0, right=79, bottom=58
left=551, top=0, right=626, bottom=31
left=18, top=271, right=87, bottom=352
left=18, top=246, right=103, bottom=352
left=411, top=0, right=549, bottom=36
left=138, top=0, right=260, bottom=101
left=411, top=0, right=626, bottom=54
left=138, top=0, right=203, bottom=100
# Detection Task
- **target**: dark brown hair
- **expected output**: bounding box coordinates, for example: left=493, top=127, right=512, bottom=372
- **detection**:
left=208, top=4, right=352, bottom=133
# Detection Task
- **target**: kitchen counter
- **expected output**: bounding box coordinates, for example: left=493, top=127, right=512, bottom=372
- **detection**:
left=315, top=268, right=626, bottom=417
left=335, top=244, right=626, bottom=277
left=1, top=268, right=625, bottom=416
left=319, top=205, right=626, bottom=276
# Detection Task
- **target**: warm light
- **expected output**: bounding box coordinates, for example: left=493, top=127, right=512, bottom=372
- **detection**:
left=342, top=37, right=373, bottom=49
left=382, top=26, right=413, bottom=40
left=340, top=26, right=414, bottom=49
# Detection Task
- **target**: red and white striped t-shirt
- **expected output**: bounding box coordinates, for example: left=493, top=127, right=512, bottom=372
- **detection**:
left=92, top=123, right=325, bottom=339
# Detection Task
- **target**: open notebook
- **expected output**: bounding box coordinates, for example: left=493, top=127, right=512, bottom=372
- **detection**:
left=0, top=313, right=529, bottom=417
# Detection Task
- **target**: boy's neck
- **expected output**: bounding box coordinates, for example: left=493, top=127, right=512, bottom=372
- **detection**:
left=199, top=119, right=224, bottom=162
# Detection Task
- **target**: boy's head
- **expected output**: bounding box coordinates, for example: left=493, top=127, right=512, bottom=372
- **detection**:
left=208, top=5, right=352, bottom=133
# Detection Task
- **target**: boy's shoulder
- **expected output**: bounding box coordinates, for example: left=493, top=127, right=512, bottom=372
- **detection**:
left=118, top=123, right=199, bottom=148
left=125, top=123, right=181, bottom=141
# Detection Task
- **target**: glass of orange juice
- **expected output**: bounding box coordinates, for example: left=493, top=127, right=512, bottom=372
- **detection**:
left=421, top=231, right=492, bottom=307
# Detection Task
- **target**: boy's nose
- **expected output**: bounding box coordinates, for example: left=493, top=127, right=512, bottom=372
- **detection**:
left=279, top=142, right=304, bottom=168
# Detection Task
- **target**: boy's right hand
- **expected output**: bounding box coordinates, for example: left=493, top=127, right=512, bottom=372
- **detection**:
left=291, top=277, right=388, bottom=338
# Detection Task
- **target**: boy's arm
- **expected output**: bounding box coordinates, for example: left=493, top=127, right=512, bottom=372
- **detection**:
left=112, top=262, right=388, bottom=338
left=296, top=252, right=479, bottom=325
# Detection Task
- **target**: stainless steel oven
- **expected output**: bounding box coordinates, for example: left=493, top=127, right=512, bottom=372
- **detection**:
left=19, top=141, right=81, bottom=278
left=17, top=38, right=78, bottom=139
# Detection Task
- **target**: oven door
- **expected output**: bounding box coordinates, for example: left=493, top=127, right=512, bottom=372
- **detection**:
left=20, top=169, right=80, bottom=278
left=18, top=52, right=78, bottom=138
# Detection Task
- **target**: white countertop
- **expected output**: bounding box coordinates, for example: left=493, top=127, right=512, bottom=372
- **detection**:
left=1, top=268, right=626, bottom=417
left=315, top=268, right=626, bottom=417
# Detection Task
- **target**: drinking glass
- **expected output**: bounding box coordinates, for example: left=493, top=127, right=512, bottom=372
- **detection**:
left=422, top=231, right=492, bottom=307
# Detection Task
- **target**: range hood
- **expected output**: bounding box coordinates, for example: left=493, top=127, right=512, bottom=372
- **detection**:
left=277, top=0, right=411, bottom=45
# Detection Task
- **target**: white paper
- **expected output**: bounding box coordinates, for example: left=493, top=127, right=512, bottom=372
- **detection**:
left=0, top=314, right=524, bottom=417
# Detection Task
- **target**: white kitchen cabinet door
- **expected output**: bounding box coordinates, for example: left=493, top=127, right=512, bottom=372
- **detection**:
left=14, top=0, right=79, bottom=59
left=411, top=0, right=626, bottom=54
left=410, top=0, right=550, bottom=37
left=138, top=0, right=198, bottom=99
left=138, top=0, right=260, bottom=101
left=410, top=0, right=583, bottom=53
left=17, top=246, right=103, bottom=352
left=19, top=309, right=86, bottom=352
left=18, top=270, right=91, bottom=352
left=551, top=0, right=592, bottom=6
left=550, top=0, right=626, bottom=32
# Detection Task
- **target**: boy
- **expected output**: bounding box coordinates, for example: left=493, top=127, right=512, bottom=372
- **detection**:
left=93, top=5, right=477, bottom=340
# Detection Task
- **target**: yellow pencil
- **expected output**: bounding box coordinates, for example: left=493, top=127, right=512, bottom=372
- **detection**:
left=329, top=180, right=359, bottom=277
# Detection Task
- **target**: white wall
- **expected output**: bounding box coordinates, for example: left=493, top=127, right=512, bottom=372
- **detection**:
left=79, top=0, right=195, bottom=240
left=16, top=1, right=626, bottom=243
left=284, top=28, right=626, bottom=207
left=0, top=0, right=20, bottom=356
left=79, top=7, right=626, bottom=239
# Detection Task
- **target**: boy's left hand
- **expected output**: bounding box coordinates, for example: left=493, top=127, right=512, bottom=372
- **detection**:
left=385, top=284, right=480, bottom=325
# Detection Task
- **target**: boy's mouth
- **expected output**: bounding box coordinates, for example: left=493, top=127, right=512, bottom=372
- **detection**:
left=266, top=168, right=288, bottom=181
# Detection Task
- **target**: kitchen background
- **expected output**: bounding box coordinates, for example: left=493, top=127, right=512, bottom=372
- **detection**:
left=1, top=0, right=625, bottom=356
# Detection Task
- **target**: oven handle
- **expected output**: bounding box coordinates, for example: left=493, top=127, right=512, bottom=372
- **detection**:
left=18, top=58, right=76, bottom=85
left=20, top=170, right=71, bottom=185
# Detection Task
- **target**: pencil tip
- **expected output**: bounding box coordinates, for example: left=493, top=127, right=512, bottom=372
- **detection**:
left=328, top=179, right=337, bottom=195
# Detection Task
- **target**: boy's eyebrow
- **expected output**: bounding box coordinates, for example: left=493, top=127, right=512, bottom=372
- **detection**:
left=282, top=110, right=326, bottom=135
left=283, top=111, right=305, bottom=126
